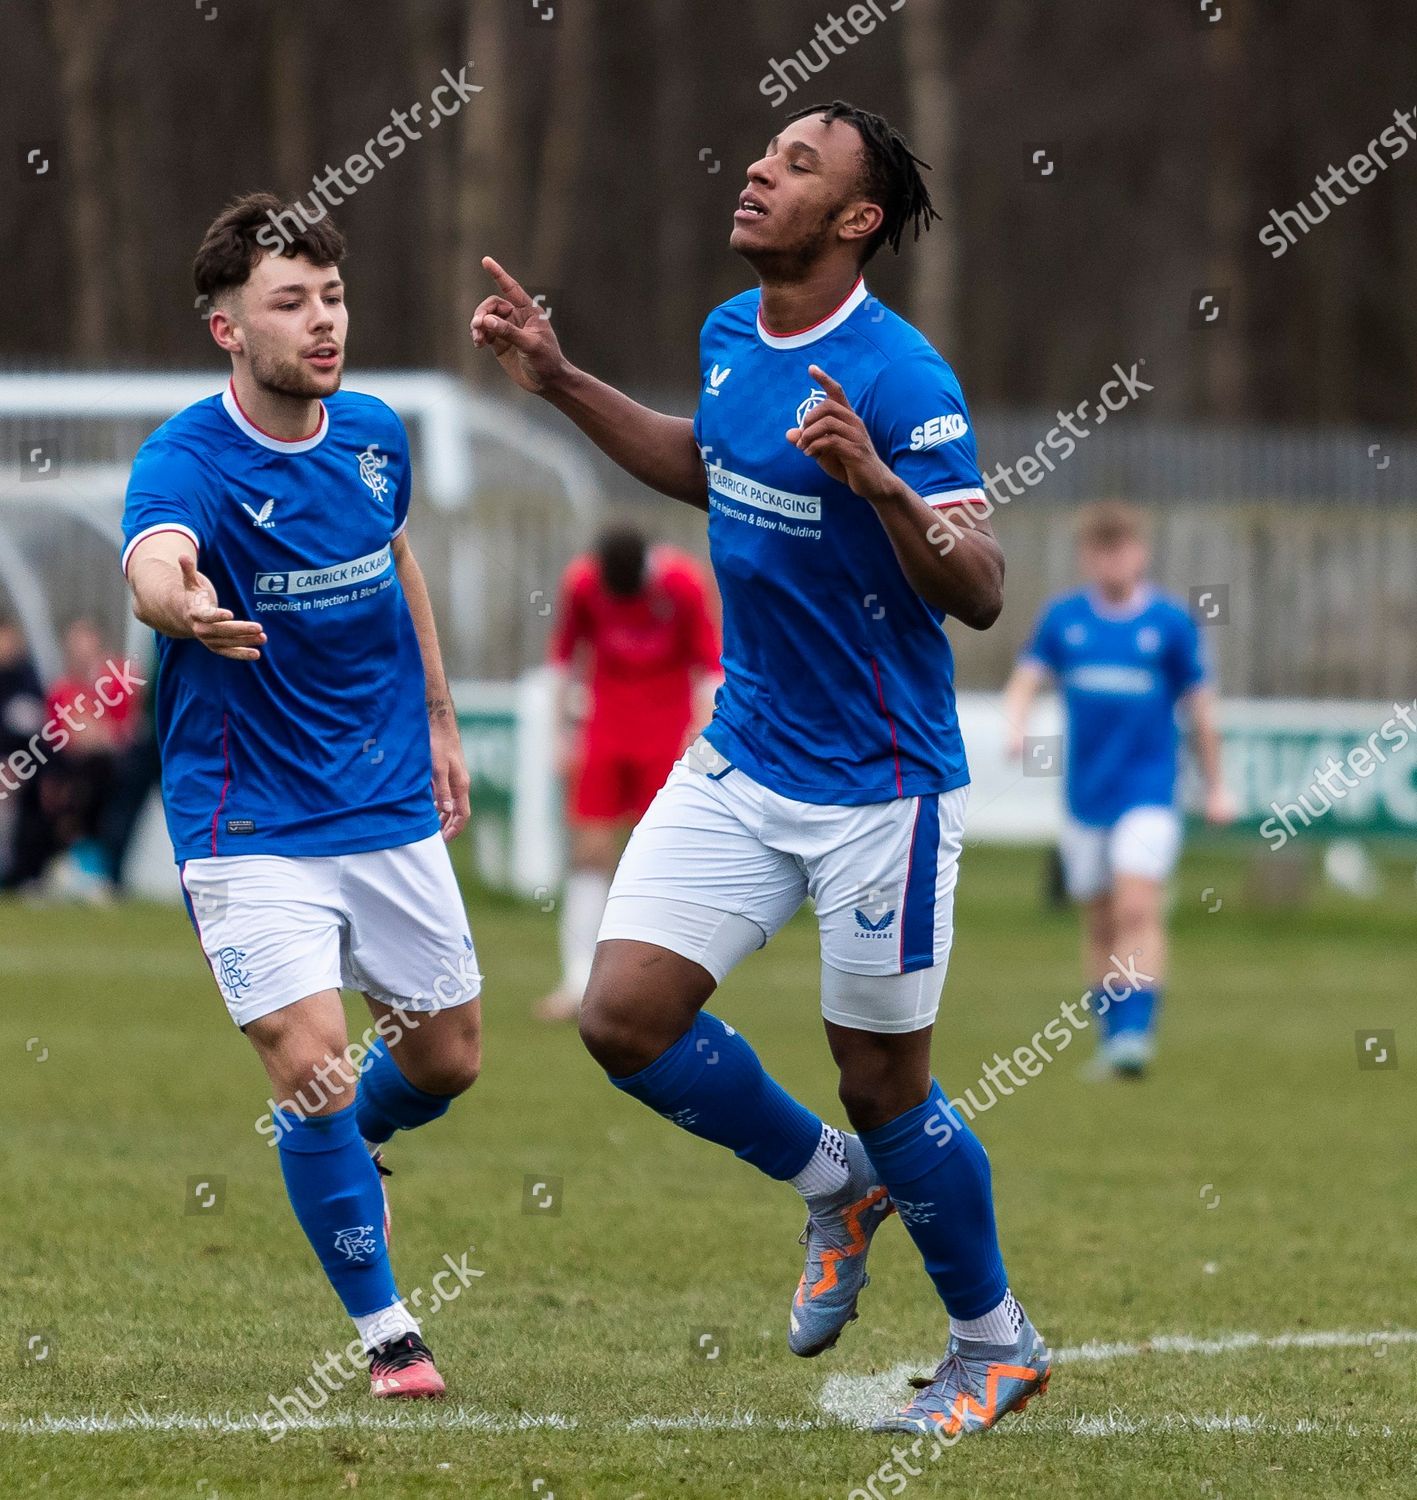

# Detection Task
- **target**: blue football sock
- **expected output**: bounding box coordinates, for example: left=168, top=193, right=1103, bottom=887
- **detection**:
left=355, top=1038, right=453, bottom=1145
left=1106, top=986, right=1159, bottom=1040
left=276, top=1102, right=399, bottom=1318
left=860, top=1080, right=1008, bottom=1321
left=610, top=1012, right=821, bottom=1180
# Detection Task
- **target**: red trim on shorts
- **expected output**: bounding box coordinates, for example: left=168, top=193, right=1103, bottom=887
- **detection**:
left=870, top=656, right=904, bottom=798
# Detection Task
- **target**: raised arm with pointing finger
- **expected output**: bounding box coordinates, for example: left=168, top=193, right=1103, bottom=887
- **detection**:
left=470, top=257, right=709, bottom=507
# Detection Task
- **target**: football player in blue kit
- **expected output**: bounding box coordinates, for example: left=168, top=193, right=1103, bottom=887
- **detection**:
left=122, top=195, right=481, bottom=1399
left=472, top=101, right=1050, bottom=1436
left=1004, top=500, right=1236, bottom=1076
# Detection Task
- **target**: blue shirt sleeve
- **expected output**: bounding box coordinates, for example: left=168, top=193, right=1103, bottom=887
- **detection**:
left=1166, top=606, right=1208, bottom=697
left=691, top=314, right=713, bottom=459
left=120, top=438, right=209, bottom=576
left=391, top=417, right=414, bottom=537
left=1021, top=599, right=1065, bottom=673
left=862, top=351, right=985, bottom=507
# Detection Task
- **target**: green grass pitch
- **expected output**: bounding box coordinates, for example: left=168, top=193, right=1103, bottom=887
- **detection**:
left=4, top=842, right=1415, bottom=1497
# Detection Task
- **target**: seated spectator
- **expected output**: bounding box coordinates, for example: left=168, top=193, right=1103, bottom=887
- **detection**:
left=7, top=619, right=143, bottom=902
left=0, top=617, right=46, bottom=887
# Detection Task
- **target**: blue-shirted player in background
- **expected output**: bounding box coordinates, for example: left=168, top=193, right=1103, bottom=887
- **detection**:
left=471, top=101, right=1051, bottom=1436
left=1003, top=501, right=1236, bottom=1077
left=123, top=195, right=482, bottom=1399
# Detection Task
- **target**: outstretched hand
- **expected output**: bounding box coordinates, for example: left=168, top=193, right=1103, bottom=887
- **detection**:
left=180, top=555, right=265, bottom=662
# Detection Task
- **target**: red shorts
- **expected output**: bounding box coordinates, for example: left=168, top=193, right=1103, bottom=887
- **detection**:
left=569, top=743, right=679, bottom=824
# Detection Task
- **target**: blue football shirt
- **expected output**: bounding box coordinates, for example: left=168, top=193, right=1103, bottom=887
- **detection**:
left=693, top=279, right=987, bottom=805
left=121, top=383, right=440, bottom=862
left=1021, top=588, right=1207, bottom=825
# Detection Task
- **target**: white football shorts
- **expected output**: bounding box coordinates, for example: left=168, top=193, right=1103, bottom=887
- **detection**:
left=179, top=832, right=481, bottom=1029
left=598, top=736, right=968, bottom=1034
left=1059, top=804, right=1183, bottom=902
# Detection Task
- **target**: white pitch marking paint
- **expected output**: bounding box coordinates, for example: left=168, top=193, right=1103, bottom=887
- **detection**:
left=1, top=1408, right=1398, bottom=1440
left=5, top=1329, right=1410, bottom=1439
left=1054, top=1327, right=1417, bottom=1363
left=817, top=1327, right=1414, bottom=1430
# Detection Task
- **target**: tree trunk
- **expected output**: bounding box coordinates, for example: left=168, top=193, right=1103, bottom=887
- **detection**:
left=457, top=0, right=515, bottom=385
left=527, top=0, right=595, bottom=298
left=267, top=1, right=314, bottom=199
left=652, top=0, right=698, bottom=369
left=902, top=0, right=958, bottom=354
left=46, top=0, right=114, bottom=359
left=1201, top=20, right=1248, bottom=416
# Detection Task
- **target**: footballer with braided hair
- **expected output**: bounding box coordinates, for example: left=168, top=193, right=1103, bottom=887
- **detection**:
left=471, top=101, right=1049, bottom=1438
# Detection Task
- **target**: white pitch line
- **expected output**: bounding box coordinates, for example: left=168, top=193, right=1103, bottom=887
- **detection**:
left=0, top=1408, right=1401, bottom=1440
left=1053, top=1327, right=1417, bottom=1363
left=3, top=1408, right=816, bottom=1437
left=817, top=1326, right=1415, bottom=1431
left=5, top=1329, right=1412, bottom=1440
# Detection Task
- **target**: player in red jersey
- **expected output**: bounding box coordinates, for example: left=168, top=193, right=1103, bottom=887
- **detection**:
left=537, top=524, right=720, bottom=1021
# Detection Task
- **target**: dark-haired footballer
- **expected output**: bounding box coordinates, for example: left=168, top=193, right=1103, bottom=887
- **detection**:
left=471, top=102, right=1051, bottom=1435
left=122, top=195, right=481, bottom=1399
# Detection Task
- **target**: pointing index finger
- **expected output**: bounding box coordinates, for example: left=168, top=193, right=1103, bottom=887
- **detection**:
left=808, top=364, right=850, bottom=407
left=480, top=256, right=532, bottom=309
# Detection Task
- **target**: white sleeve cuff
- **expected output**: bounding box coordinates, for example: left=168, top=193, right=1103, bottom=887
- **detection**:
left=921, top=487, right=989, bottom=509
left=121, top=522, right=200, bottom=577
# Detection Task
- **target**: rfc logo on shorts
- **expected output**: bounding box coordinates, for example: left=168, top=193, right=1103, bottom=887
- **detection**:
left=215, top=946, right=252, bottom=997
left=357, top=442, right=391, bottom=504
left=333, top=1224, right=378, bottom=1263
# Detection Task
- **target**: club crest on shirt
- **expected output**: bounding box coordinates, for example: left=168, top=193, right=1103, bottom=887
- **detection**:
left=795, top=388, right=828, bottom=427
left=358, top=442, right=391, bottom=503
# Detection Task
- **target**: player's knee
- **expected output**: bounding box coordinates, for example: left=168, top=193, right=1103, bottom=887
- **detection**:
left=1111, top=890, right=1156, bottom=936
left=836, top=1061, right=927, bottom=1134
left=838, top=1077, right=914, bottom=1134
left=577, top=986, right=649, bottom=1075
left=404, top=1012, right=482, bottom=1096
left=414, top=1047, right=481, bottom=1097
left=277, top=1046, right=359, bottom=1116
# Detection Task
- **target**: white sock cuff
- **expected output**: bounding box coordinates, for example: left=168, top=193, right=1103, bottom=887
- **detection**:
left=949, top=1288, right=1024, bottom=1345
left=790, top=1124, right=851, bottom=1203
left=354, top=1299, right=420, bottom=1354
